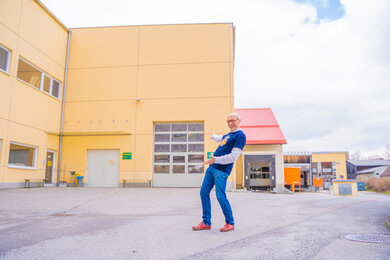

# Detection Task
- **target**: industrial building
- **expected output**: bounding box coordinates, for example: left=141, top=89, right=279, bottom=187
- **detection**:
left=0, top=0, right=288, bottom=190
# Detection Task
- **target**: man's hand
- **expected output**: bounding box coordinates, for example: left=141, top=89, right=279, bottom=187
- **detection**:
left=204, top=157, right=215, bottom=165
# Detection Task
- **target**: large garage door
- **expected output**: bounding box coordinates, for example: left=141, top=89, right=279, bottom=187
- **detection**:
left=153, top=123, right=204, bottom=187
left=86, top=150, right=119, bottom=187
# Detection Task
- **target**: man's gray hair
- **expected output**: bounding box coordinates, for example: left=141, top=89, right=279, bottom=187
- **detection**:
left=227, top=112, right=241, bottom=119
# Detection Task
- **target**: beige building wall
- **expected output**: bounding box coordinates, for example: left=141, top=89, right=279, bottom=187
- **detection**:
left=312, top=152, right=348, bottom=180
left=62, top=24, right=235, bottom=186
left=0, top=0, right=68, bottom=187
left=236, top=144, right=284, bottom=190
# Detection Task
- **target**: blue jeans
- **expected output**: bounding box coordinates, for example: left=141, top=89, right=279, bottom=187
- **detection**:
left=200, top=167, right=234, bottom=226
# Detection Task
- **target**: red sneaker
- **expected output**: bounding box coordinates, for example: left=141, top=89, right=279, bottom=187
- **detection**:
left=192, top=222, right=211, bottom=231
left=220, top=224, right=234, bottom=232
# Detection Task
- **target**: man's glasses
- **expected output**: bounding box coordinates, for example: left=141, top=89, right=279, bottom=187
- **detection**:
left=226, top=119, right=238, bottom=123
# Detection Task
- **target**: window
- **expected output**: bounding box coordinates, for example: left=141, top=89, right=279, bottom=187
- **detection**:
left=154, top=123, right=204, bottom=174
left=17, top=58, right=42, bottom=88
left=17, top=58, right=61, bottom=99
left=0, top=45, right=11, bottom=73
left=8, top=142, right=37, bottom=168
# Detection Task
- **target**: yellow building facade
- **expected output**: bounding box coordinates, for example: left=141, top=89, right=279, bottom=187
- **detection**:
left=312, top=152, right=358, bottom=196
left=0, top=0, right=236, bottom=188
left=0, top=0, right=68, bottom=188
left=311, top=152, right=348, bottom=180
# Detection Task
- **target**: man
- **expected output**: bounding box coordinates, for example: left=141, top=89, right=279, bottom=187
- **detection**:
left=192, top=113, right=246, bottom=232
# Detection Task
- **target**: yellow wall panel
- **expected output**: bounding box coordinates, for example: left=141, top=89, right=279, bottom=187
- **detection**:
left=46, top=133, right=59, bottom=151
left=66, top=67, right=137, bottom=101
left=0, top=24, right=19, bottom=69
left=312, top=152, right=348, bottom=180
left=139, top=24, right=231, bottom=65
left=0, top=0, right=22, bottom=33
left=7, top=121, right=45, bottom=147
left=61, top=135, right=132, bottom=182
left=10, top=81, right=61, bottom=131
left=68, top=26, right=140, bottom=69
left=0, top=75, right=13, bottom=119
left=138, top=63, right=231, bottom=99
left=134, top=98, right=232, bottom=135
left=19, top=0, right=68, bottom=66
left=133, top=134, right=153, bottom=172
left=17, top=40, right=65, bottom=84
left=63, top=100, right=136, bottom=134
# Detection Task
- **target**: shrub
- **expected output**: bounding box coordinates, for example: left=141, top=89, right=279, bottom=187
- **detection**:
left=378, top=178, right=390, bottom=192
left=365, top=177, right=390, bottom=192
left=366, top=177, right=378, bottom=190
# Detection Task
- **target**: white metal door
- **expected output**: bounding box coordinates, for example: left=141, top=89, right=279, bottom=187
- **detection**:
left=87, top=150, right=119, bottom=187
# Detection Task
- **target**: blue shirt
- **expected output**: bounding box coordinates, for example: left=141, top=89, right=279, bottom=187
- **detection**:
left=210, top=129, right=246, bottom=175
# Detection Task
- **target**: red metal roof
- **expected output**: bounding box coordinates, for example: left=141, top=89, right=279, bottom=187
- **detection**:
left=235, top=108, right=287, bottom=145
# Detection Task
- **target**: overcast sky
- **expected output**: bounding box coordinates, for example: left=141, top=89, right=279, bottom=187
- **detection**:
left=40, top=0, right=390, bottom=157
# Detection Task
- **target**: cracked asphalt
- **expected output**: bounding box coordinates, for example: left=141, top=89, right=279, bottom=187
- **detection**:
left=0, top=188, right=389, bottom=259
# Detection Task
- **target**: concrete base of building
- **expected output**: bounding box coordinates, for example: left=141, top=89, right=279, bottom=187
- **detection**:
left=124, top=182, right=151, bottom=188
left=0, top=182, right=42, bottom=189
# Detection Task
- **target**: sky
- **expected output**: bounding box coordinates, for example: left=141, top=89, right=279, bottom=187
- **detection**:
left=40, top=0, right=390, bottom=158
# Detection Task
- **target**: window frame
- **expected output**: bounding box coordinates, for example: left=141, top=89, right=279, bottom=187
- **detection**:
left=17, top=57, right=61, bottom=100
left=0, top=44, right=11, bottom=74
left=153, top=123, right=204, bottom=175
left=8, top=141, right=38, bottom=170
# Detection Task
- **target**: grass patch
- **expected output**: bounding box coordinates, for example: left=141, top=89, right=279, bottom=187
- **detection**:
left=365, top=188, right=390, bottom=195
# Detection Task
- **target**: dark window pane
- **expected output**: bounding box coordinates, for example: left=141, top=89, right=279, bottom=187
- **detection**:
left=155, top=134, right=170, bottom=142
left=172, top=133, right=187, bottom=142
left=155, top=124, right=170, bottom=132
left=188, top=133, right=204, bottom=142
left=154, top=165, right=170, bottom=173
left=172, top=124, right=187, bottom=132
left=189, top=165, right=204, bottom=174
left=188, top=124, right=204, bottom=131
left=173, top=156, right=185, bottom=163
left=52, top=80, right=60, bottom=98
left=173, top=165, right=185, bottom=174
left=188, top=144, right=203, bottom=152
left=188, top=154, right=204, bottom=163
left=0, top=47, right=9, bottom=71
left=155, top=144, right=170, bottom=152
left=171, top=144, right=187, bottom=152
left=154, top=155, right=169, bottom=163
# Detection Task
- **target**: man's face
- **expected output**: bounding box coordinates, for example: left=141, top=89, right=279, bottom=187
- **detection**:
left=227, top=115, right=240, bottom=131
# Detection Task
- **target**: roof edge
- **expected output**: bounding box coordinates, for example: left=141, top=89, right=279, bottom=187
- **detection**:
left=69, top=22, right=234, bottom=30
left=247, top=140, right=287, bottom=145
left=34, top=0, right=69, bottom=31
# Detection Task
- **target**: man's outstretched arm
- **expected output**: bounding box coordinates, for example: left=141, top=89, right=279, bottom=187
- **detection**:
left=204, top=148, right=242, bottom=165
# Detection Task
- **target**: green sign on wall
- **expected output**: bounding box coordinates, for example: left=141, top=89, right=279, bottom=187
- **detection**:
left=207, top=152, right=214, bottom=159
left=122, top=152, right=132, bottom=160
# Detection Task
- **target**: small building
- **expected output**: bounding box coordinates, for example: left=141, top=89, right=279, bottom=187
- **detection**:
left=356, top=165, right=390, bottom=182
left=311, top=152, right=349, bottom=189
left=235, top=108, right=287, bottom=192
left=346, top=159, right=390, bottom=179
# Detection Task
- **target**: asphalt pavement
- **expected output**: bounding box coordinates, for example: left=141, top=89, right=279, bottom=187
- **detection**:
left=0, top=187, right=389, bottom=259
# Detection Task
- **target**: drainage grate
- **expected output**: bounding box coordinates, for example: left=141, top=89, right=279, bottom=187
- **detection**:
left=343, top=234, right=390, bottom=244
